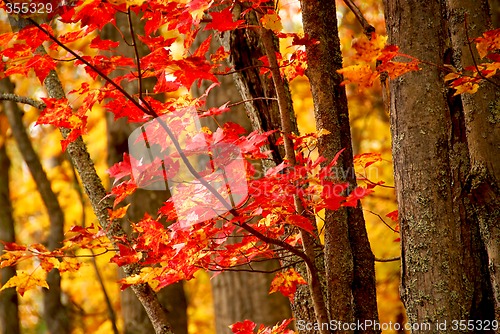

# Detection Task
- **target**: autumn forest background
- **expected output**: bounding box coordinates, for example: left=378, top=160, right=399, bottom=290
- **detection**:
left=0, top=0, right=499, bottom=333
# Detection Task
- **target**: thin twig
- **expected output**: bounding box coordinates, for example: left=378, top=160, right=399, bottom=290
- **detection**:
left=342, top=0, right=375, bottom=38
left=374, top=256, right=400, bottom=263
left=227, top=97, right=278, bottom=108
left=364, top=209, right=399, bottom=233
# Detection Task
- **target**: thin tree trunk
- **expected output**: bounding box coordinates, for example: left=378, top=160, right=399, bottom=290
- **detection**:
left=0, top=118, right=20, bottom=334
left=445, top=0, right=500, bottom=318
left=0, top=77, right=70, bottom=334
left=217, top=4, right=322, bottom=330
left=299, top=1, right=380, bottom=331
left=6, top=15, right=175, bottom=334
left=191, top=28, right=292, bottom=333
left=383, top=0, right=496, bottom=330
left=103, top=13, right=188, bottom=334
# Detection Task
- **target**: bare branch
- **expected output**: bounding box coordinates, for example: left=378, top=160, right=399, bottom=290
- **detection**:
left=0, top=93, right=46, bottom=110
left=374, top=256, right=400, bottom=263
left=342, top=0, right=375, bottom=38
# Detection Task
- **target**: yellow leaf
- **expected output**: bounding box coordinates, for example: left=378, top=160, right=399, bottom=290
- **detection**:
left=269, top=268, right=307, bottom=301
left=453, top=82, right=479, bottom=95
left=58, top=257, right=82, bottom=273
left=0, top=270, right=48, bottom=297
left=377, top=60, right=420, bottom=79
left=444, top=72, right=460, bottom=82
left=317, top=128, right=331, bottom=137
left=261, top=13, right=283, bottom=32
left=258, top=213, right=279, bottom=227
left=0, top=251, right=30, bottom=268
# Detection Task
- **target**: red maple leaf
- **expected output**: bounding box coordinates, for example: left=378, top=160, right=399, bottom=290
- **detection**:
left=89, top=36, right=120, bottom=50
left=204, top=7, right=245, bottom=32
left=37, top=98, right=87, bottom=151
left=110, top=244, right=142, bottom=266
left=230, top=320, right=256, bottom=334
left=17, top=24, right=52, bottom=49
left=110, top=180, right=138, bottom=207
left=386, top=210, right=399, bottom=222
left=107, top=153, right=132, bottom=184
left=26, top=54, right=56, bottom=82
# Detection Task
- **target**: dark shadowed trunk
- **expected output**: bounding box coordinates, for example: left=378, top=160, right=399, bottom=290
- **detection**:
left=0, top=116, right=20, bottom=334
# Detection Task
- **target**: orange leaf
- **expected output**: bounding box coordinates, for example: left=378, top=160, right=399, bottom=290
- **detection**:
left=352, top=33, right=387, bottom=63
left=353, top=152, right=382, bottom=168
left=108, top=204, right=131, bottom=221
left=269, top=268, right=307, bottom=302
left=110, top=180, right=137, bottom=207
left=338, top=64, right=378, bottom=88
left=377, top=60, right=420, bottom=79
left=475, top=28, right=500, bottom=58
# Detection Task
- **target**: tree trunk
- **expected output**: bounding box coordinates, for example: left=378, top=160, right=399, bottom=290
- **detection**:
left=216, top=3, right=321, bottom=330
left=0, top=77, right=70, bottom=334
left=445, top=0, right=500, bottom=318
left=191, top=28, right=292, bottom=333
left=5, top=14, right=175, bottom=334
left=299, top=1, right=380, bottom=331
left=383, top=0, right=496, bottom=330
left=0, top=119, right=20, bottom=334
left=102, top=13, right=188, bottom=334
left=489, top=0, right=500, bottom=27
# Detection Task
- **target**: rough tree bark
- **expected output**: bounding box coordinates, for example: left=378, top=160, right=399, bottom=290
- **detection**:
left=383, top=0, right=497, bottom=330
left=0, top=77, right=70, bottom=334
left=445, top=0, right=500, bottom=317
left=300, top=1, right=380, bottom=331
left=0, top=113, right=20, bottom=334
